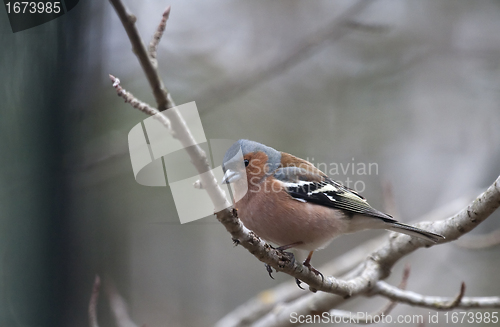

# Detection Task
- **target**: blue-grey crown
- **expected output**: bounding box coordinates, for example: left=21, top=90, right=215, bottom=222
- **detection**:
left=223, top=139, right=281, bottom=173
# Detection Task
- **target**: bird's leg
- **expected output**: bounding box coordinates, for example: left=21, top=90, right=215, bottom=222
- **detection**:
left=264, top=241, right=303, bottom=279
left=276, top=242, right=303, bottom=251
left=302, top=251, right=324, bottom=281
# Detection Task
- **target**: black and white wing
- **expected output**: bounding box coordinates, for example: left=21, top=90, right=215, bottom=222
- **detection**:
left=274, top=167, right=393, bottom=220
left=274, top=167, right=445, bottom=243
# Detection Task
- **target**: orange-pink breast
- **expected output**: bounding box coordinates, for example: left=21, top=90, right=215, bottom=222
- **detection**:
left=235, top=177, right=349, bottom=251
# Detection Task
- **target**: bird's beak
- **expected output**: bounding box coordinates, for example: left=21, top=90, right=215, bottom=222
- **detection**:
left=222, top=169, right=242, bottom=184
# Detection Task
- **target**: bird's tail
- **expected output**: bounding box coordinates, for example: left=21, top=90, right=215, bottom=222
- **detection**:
left=385, top=221, right=444, bottom=243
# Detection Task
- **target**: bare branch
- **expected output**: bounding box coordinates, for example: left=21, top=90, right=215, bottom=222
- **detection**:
left=431, top=176, right=500, bottom=241
left=375, top=263, right=411, bottom=315
left=224, top=181, right=500, bottom=327
left=251, top=266, right=366, bottom=327
left=109, top=0, right=230, bottom=212
left=442, top=282, right=466, bottom=310
left=327, top=264, right=411, bottom=325
left=373, top=280, right=499, bottom=310
left=216, top=192, right=476, bottom=327
left=88, top=275, right=101, bottom=327
left=257, top=174, right=500, bottom=297
left=109, top=75, right=170, bottom=129
left=148, top=6, right=171, bottom=67
left=88, top=0, right=380, bottom=169
left=109, top=0, right=173, bottom=111
left=215, top=237, right=382, bottom=327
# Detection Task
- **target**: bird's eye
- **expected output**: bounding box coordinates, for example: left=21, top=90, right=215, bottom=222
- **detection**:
left=244, top=159, right=249, bottom=167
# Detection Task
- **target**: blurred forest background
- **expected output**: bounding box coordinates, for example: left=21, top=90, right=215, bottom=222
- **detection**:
left=1, top=0, right=500, bottom=326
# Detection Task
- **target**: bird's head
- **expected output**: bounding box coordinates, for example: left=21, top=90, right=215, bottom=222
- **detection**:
left=222, top=139, right=281, bottom=185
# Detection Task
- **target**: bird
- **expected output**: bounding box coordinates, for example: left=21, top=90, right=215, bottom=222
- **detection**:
left=221, top=139, right=444, bottom=282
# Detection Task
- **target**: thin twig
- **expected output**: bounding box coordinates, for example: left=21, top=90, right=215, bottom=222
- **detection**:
left=87, top=0, right=380, bottom=170
left=109, top=74, right=171, bottom=130
left=109, top=75, right=167, bottom=120
left=375, top=263, right=411, bottom=315
left=439, top=282, right=466, bottom=310
left=109, top=0, right=230, bottom=212
left=88, top=275, right=101, bottom=327
left=327, top=264, right=411, bottom=325
left=109, top=0, right=173, bottom=111
left=373, top=280, right=499, bottom=310
left=148, top=6, right=171, bottom=67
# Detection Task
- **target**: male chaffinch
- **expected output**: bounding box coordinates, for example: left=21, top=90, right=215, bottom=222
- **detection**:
left=222, top=139, right=444, bottom=280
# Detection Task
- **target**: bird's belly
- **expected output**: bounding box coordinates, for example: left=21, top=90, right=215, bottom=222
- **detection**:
left=236, top=194, right=349, bottom=252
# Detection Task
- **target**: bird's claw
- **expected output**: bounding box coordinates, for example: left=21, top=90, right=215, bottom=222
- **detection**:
left=264, top=244, right=299, bottom=280
left=303, top=262, right=324, bottom=282
left=295, top=278, right=305, bottom=290
left=265, top=263, right=274, bottom=279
